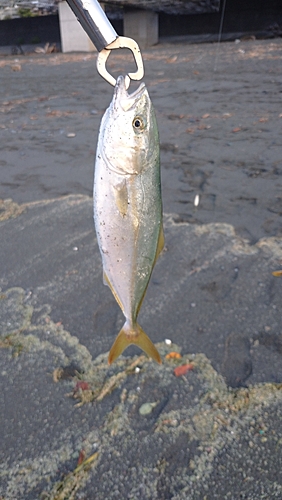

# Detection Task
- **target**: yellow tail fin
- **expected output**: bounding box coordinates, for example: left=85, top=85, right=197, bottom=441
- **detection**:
left=108, top=322, right=162, bottom=365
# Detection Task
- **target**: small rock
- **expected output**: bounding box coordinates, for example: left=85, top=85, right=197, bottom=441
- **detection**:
left=139, top=402, right=158, bottom=415
left=11, top=64, right=22, bottom=71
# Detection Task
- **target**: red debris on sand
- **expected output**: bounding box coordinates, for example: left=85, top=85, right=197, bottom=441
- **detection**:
left=77, top=449, right=86, bottom=466
left=74, top=381, right=90, bottom=392
left=174, top=364, right=194, bottom=377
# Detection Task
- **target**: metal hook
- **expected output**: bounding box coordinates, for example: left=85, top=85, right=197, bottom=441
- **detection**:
left=96, top=36, right=144, bottom=90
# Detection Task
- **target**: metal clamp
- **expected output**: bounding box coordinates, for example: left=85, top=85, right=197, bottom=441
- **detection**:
left=97, top=37, right=144, bottom=90
left=65, top=0, right=144, bottom=89
left=66, top=0, right=118, bottom=52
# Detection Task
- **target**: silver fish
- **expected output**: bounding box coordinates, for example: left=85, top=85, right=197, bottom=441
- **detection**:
left=93, top=75, right=164, bottom=364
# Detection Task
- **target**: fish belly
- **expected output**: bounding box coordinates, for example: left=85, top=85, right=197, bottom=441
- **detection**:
left=94, top=152, right=162, bottom=322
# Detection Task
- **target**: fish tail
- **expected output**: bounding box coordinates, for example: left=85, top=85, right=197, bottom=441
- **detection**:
left=108, top=322, right=162, bottom=365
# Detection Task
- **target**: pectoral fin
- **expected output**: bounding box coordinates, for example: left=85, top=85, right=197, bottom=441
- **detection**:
left=113, top=179, right=128, bottom=217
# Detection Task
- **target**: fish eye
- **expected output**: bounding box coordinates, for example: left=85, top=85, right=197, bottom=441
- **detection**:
left=132, top=116, right=144, bottom=130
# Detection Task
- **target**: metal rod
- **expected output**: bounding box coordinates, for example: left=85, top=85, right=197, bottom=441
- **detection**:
left=66, top=0, right=118, bottom=52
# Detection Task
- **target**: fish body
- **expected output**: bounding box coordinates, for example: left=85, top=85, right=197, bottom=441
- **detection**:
left=93, top=75, right=163, bottom=364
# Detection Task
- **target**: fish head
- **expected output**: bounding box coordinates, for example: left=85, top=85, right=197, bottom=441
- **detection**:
left=101, top=75, right=159, bottom=176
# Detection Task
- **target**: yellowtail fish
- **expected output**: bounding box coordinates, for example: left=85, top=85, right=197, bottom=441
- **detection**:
left=93, top=75, right=164, bottom=364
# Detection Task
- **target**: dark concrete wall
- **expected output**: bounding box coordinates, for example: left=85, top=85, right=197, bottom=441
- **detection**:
left=0, top=0, right=281, bottom=47
left=159, top=0, right=282, bottom=37
left=0, top=15, right=61, bottom=46
left=0, top=14, right=123, bottom=47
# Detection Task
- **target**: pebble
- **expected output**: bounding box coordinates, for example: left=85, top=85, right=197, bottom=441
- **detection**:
left=139, top=402, right=158, bottom=415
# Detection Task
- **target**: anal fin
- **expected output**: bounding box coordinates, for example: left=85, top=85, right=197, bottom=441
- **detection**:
left=103, top=270, right=124, bottom=314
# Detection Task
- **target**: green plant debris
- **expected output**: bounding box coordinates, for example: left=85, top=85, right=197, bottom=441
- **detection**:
left=44, top=452, right=99, bottom=500
left=18, top=7, right=35, bottom=17
left=69, top=355, right=147, bottom=406
left=0, top=199, right=25, bottom=221
left=0, top=333, right=25, bottom=357
left=96, top=355, right=146, bottom=401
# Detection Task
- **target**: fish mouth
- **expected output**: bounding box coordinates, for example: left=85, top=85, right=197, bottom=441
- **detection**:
left=113, top=75, right=146, bottom=112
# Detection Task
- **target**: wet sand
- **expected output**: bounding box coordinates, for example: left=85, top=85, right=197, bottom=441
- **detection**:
left=1, top=39, right=282, bottom=242
left=1, top=38, right=282, bottom=499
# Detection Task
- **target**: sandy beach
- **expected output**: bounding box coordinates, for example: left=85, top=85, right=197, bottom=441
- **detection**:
left=0, top=38, right=282, bottom=499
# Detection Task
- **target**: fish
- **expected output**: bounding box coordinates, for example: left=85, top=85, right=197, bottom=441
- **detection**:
left=93, top=75, right=164, bottom=364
